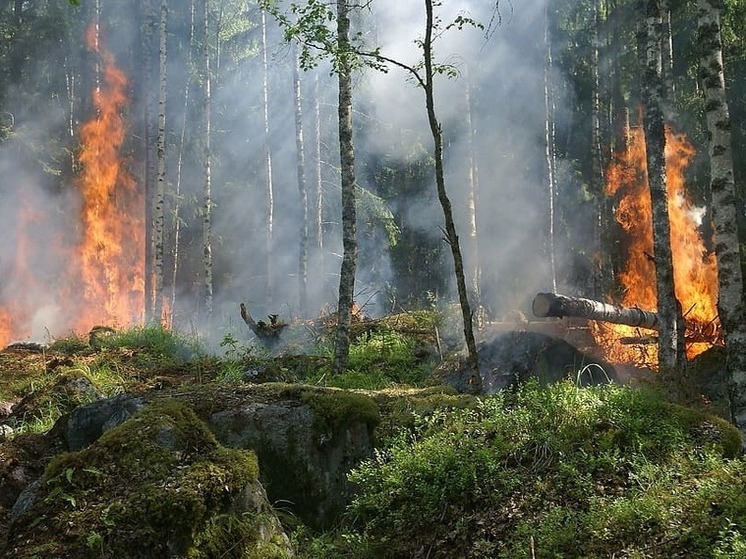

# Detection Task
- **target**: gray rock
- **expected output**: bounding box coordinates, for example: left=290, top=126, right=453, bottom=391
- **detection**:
left=209, top=396, right=375, bottom=530
left=64, top=394, right=145, bottom=451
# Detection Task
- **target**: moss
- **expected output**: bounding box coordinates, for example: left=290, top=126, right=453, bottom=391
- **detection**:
left=372, top=387, right=478, bottom=443
left=8, top=399, right=261, bottom=559
left=300, top=388, right=381, bottom=437
left=665, top=402, right=743, bottom=458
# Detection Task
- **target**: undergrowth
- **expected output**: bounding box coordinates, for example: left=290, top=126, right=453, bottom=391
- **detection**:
left=300, top=380, right=746, bottom=559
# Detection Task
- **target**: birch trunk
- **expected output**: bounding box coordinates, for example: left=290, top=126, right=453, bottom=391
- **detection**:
left=261, top=10, right=275, bottom=307
left=169, top=0, right=195, bottom=326
left=697, top=0, right=746, bottom=437
left=331, top=0, right=358, bottom=374
left=590, top=0, right=605, bottom=296
left=293, top=47, right=309, bottom=315
left=638, top=0, right=684, bottom=370
left=313, top=73, right=324, bottom=266
left=423, top=0, right=480, bottom=384
left=143, top=0, right=157, bottom=322
left=660, top=0, right=675, bottom=109
left=152, top=0, right=168, bottom=324
left=464, top=66, right=481, bottom=312
left=543, top=2, right=558, bottom=294
left=201, top=0, right=213, bottom=321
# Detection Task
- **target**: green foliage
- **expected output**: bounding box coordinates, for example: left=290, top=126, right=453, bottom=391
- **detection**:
left=337, top=381, right=745, bottom=558
left=48, top=334, right=89, bottom=355
left=96, top=326, right=202, bottom=364
left=312, top=327, right=434, bottom=389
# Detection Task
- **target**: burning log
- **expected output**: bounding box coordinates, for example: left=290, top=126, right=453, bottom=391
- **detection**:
left=532, top=292, right=660, bottom=330
left=532, top=292, right=723, bottom=347
left=240, top=303, right=288, bottom=347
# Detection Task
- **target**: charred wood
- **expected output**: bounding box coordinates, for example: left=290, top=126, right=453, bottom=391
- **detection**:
left=533, top=292, right=723, bottom=346
left=533, top=292, right=659, bottom=330
left=240, top=303, right=288, bottom=347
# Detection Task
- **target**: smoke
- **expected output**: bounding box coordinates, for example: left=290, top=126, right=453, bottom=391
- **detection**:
left=0, top=0, right=584, bottom=348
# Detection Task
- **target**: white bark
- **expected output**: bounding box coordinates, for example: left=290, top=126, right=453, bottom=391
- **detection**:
left=153, top=0, right=167, bottom=324
left=697, top=0, right=746, bottom=439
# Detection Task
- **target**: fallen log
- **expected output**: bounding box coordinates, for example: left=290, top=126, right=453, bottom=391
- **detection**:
left=532, top=292, right=660, bottom=330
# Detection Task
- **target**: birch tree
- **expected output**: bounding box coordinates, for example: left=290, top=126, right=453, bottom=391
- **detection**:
left=543, top=2, right=558, bottom=294
left=697, top=0, right=746, bottom=438
left=637, top=0, right=684, bottom=370
left=142, top=0, right=157, bottom=322
left=261, top=9, right=275, bottom=307
left=152, top=0, right=167, bottom=324
left=201, top=0, right=214, bottom=322
left=169, top=0, right=195, bottom=326
left=293, top=46, right=309, bottom=315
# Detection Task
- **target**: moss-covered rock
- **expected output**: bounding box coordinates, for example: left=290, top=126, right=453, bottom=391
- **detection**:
left=208, top=384, right=380, bottom=530
left=5, top=400, right=289, bottom=559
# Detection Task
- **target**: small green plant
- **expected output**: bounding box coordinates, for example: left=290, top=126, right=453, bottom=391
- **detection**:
left=97, top=325, right=203, bottom=364
left=216, top=360, right=244, bottom=383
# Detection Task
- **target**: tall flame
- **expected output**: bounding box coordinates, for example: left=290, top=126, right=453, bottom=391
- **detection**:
left=0, top=26, right=143, bottom=347
left=71, top=26, right=144, bottom=328
left=594, top=125, right=720, bottom=365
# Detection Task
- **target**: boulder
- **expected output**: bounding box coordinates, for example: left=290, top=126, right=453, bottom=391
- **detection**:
left=5, top=400, right=291, bottom=559
left=434, top=331, right=617, bottom=394
left=57, top=384, right=380, bottom=530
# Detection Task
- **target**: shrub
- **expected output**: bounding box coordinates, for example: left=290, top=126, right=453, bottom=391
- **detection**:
left=342, top=381, right=745, bottom=558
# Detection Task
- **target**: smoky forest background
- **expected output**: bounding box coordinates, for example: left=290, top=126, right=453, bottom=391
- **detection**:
left=0, top=0, right=745, bottom=351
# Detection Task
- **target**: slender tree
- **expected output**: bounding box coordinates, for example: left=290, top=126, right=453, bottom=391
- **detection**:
left=463, top=65, right=481, bottom=316
left=293, top=45, right=309, bottom=315
left=544, top=2, right=558, bottom=294
left=590, top=0, right=605, bottom=296
left=169, top=0, right=196, bottom=326
left=637, top=0, right=684, bottom=370
left=261, top=9, right=275, bottom=308
left=143, top=0, right=157, bottom=322
left=152, top=0, right=168, bottom=324
left=697, top=0, right=746, bottom=437
left=201, top=0, right=214, bottom=322
left=331, top=0, right=358, bottom=373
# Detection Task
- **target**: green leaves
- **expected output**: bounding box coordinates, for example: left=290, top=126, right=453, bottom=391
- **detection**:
left=68, top=0, right=81, bottom=5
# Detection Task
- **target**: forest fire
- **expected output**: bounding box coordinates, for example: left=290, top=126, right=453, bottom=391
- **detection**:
left=592, top=126, right=720, bottom=366
left=0, top=28, right=143, bottom=347
left=72, top=26, right=144, bottom=330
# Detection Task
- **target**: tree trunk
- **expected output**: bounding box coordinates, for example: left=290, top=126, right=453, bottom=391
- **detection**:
left=543, top=2, right=558, bottom=294
left=660, top=0, right=675, bottom=110
left=152, top=0, right=168, bottom=325
left=293, top=46, right=309, bottom=315
left=463, top=65, right=481, bottom=314
left=533, top=292, right=660, bottom=330
left=169, top=0, right=195, bottom=326
left=638, top=0, right=684, bottom=370
left=143, top=0, right=157, bottom=322
left=331, top=0, right=358, bottom=374
left=313, top=72, right=325, bottom=286
left=261, top=9, right=275, bottom=308
left=697, top=0, right=746, bottom=438
left=423, top=0, right=480, bottom=386
left=590, top=0, right=606, bottom=296
left=201, top=0, right=213, bottom=322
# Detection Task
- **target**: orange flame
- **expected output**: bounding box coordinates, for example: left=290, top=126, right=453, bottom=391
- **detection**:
left=71, top=26, right=144, bottom=329
left=0, top=25, right=143, bottom=347
left=593, top=125, right=720, bottom=366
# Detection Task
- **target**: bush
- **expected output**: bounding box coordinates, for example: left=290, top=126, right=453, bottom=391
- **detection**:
left=340, top=381, right=745, bottom=558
